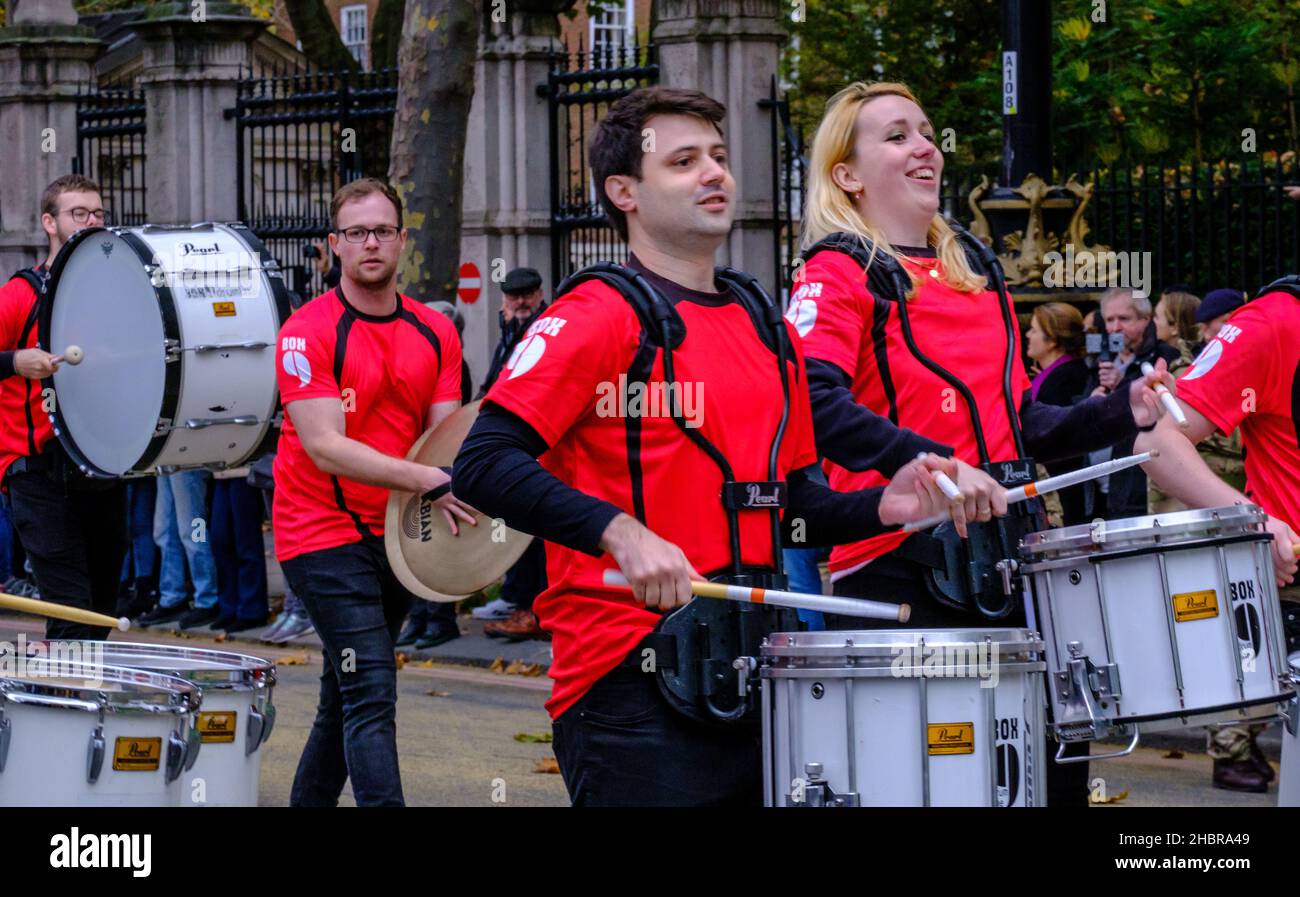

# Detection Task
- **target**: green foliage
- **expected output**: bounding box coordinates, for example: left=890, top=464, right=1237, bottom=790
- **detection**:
left=786, top=0, right=1300, bottom=174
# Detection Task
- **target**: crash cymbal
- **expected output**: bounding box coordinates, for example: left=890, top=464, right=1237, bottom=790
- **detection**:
left=385, top=400, right=534, bottom=602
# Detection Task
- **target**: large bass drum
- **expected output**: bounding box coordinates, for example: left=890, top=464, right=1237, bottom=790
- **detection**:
left=42, top=222, right=291, bottom=477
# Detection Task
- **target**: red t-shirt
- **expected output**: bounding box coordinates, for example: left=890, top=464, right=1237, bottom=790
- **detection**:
left=1176, top=291, right=1300, bottom=532
left=273, top=288, right=462, bottom=562
left=485, top=277, right=819, bottom=719
left=791, top=248, right=1030, bottom=577
left=0, top=271, right=54, bottom=484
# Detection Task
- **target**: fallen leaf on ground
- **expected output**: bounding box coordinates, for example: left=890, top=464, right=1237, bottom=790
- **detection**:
left=212, top=634, right=228, bottom=643
left=395, top=653, right=407, bottom=669
left=533, top=757, right=560, bottom=774
left=1163, top=748, right=1184, bottom=759
left=504, top=660, right=543, bottom=677
left=416, top=659, right=435, bottom=667
left=276, top=653, right=311, bottom=666
left=1089, top=789, right=1130, bottom=805
left=514, top=732, right=553, bottom=743
left=426, top=690, right=451, bottom=698
left=489, top=657, right=506, bottom=673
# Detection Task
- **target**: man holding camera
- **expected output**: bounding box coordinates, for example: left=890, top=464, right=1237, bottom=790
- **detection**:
left=1090, top=287, right=1180, bottom=519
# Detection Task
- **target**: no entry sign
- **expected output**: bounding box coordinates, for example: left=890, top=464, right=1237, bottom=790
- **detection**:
left=458, top=261, right=482, bottom=304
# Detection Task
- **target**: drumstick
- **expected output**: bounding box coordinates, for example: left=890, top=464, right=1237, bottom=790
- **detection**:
left=1140, top=362, right=1188, bottom=428
left=903, top=451, right=1159, bottom=533
left=0, top=591, right=129, bottom=631
left=916, top=452, right=964, bottom=501
left=602, top=569, right=910, bottom=622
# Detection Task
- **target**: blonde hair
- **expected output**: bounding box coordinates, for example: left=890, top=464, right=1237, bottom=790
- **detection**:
left=801, top=81, right=986, bottom=299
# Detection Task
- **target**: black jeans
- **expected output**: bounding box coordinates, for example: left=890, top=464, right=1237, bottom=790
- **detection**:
left=7, top=469, right=126, bottom=642
left=281, top=537, right=413, bottom=807
left=551, top=654, right=763, bottom=807
left=500, top=538, right=547, bottom=611
left=832, top=560, right=1092, bottom=807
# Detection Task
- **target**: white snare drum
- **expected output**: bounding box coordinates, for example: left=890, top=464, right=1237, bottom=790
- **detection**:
left=44, top=222, right=290, bottom=477
left=761, top=628, right=1046, bottom=807
left=90, top=642, right=275, bottom=807
left=1280, top=654, right=1300, bottom=807
left=1021, top=505, right=1293, bottom=749
left=0, top=657, right=201, bottom=806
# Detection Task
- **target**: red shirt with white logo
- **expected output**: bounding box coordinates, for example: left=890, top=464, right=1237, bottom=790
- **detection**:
left=1175, top=291, right=1300, bottom=532
left=485, top=274, right=818, bottom=719
left=273, top=287, right=462, bottom=562
left=790, top=248, right=1030, bottom=578
left=0, top=270, right=54, bottom=485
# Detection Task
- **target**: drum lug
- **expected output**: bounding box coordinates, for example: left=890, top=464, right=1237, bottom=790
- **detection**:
left=154, top=417, right=173, bottom=436
left=259, top=702, right=276, bottom=748
left=86, top=725, right=105, bottom=784
left=164, top=338, right=182, bottom=362
left=183, top=725, right=202, bottom=772
left=1285, top=693, right=1300, bottom=738
left=246, top=704, right=266, bottom=756
left=1055, top=656, right=1118, bottom=742
left=789, top=762, right=859, bottom=808
left=165, top=729, right=188, bottom=783
left=0, top=709, right=9, bottom=774
left=733, top=656, right=757, bottom=698
left=1090, top=663, right=1122, bottom=700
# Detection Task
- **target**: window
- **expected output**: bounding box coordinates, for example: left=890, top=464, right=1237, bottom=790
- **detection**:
left=590, top=0, right=634, bottom=61
left=341, top=5, right=369, bottom=70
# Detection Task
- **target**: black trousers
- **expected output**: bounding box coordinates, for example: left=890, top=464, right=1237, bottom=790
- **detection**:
left=7, top=469, right=127, bottom=642
left=832, top=558, right=1092, bottom=807
left=551, top=656, right=763, bottom=807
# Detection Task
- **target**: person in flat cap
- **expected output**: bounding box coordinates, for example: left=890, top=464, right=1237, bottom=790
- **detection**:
left=472, top=267, right=550, bottom=639
left=1195, top=287, right=1247, bottom=348
left=478, top=267, right=548, bottom=398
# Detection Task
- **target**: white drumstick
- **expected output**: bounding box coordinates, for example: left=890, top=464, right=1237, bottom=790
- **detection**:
left=903, top=451, right=1160, bottom=532
left=916, top=452, right=964, bottom=501
left=601, top=569, right=910, bottom=622
left=1140, top=361, right=1187, bottom=428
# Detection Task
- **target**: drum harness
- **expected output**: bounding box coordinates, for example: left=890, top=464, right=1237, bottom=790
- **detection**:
left=553, top=262, right=803, bottom=726
left=803, top=220, right=1045, bottom=620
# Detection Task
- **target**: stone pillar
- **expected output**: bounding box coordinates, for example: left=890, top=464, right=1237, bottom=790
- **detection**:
left=131, top=3, right=266, bottom=225
left=457, top=2, right=567, bottom=393
left=0, top=0, right=99, bottom=272
left=654, top=0, right=786, bottom=294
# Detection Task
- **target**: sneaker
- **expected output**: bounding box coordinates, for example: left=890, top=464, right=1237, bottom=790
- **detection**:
left=414, top=621, right=460, bottom=650
left=483, top=608, right=548, bottom=643
left=270, top=611, right=315, bottom=643
left=179, top=606, right=220, bottom=630
left=3, top=576, right=39, bottom=599
left=471, top=597, right=514, bottom=621
left=137, top=603, right=189, bottom=627
left=394, top=618, right=424, bottom=648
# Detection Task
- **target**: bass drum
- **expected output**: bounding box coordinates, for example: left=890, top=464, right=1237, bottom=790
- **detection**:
left=42, top=222, right=291, bottom=477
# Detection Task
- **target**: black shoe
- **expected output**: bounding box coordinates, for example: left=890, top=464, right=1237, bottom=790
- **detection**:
left=414, top=622, right=459, bottom=650
left=116, top=588, right=157, bottom=620
left=394, top=619, right=424, bottom=648
left=224, top=616, right=268, bottom=633
left=213, top=616, right=239, bottom=630
left=179, top=606, right=220, bottom=630
left=1248, top=739, right=1276, bottom=783
left=1212, top=757, right=1269, bottom=793
left=137, top=603, right=189, bottom=627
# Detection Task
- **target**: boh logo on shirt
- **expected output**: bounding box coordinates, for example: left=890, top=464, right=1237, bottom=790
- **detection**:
left=281, top=336, right=311, bottom=388
left=785, top=281, right=821, bottom=338
left=506, top=316, right=568, bottom=380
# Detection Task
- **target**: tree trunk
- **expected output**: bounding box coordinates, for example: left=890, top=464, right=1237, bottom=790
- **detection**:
left=370, top=0, right=405, bottom=71
left=388, top=0, right=480, bottom=303
left=282, top=0, right=359, bottom=70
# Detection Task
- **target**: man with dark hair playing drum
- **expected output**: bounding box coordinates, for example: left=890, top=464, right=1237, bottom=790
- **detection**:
left=273, top=177, right=474, bottom=806
left=453, top=87, right=969, bottom=807
left=0, top=174, right=126, bottom=642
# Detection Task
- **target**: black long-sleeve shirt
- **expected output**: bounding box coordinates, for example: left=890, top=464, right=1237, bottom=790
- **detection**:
left=452, top=405, right=896, bottom=558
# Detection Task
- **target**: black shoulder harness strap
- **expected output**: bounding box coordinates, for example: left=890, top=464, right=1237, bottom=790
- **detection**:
left=1258, top=274, right=1300, bottom=302
left=554, top=262, right=793, bottom=580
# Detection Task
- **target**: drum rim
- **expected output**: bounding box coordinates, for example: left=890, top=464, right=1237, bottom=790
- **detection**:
left=1020, top=504, right=1267, bottom=559
left=761, top=626, right=1044, bottom=658
left=74, top=640, right=276, bottom=690
left=1, top=658, right=201, bottom=714
left=42, top=225, right=182, bottom=478
left=1020, top=530, right=1271, bottom=573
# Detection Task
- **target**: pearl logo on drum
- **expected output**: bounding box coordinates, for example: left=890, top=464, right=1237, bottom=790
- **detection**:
left=49, top=828, right=152, bottom=878
left=180, top=241, right=223, bottom=256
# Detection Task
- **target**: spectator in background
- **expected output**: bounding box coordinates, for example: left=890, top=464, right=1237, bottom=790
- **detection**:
left=1026, top=303, right=1091, bottom=526
left=470, top=268, right=552, bottom=636
left=1089, top=288, right=1180, bottom=519
left=116, top=479, right=159, bottom=619
left=211, top=465, right=270, bottom=632
left=1153, top=287, right=1201, bottom=373
left=394, top=300, right=468, bottom=650
left=137, top=471, right=220, bottom=629
left=252, top=453, right=315, bottom=644
left=1195, top=287, right=1247, bottom=348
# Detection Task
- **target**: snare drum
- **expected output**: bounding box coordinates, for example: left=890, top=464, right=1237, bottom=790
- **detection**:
left=761, top=628, right=1046, bottom=807
left=43, top=222, right=291, bottom=477
left=1021, top=505, right=1294, bottom=747
left=0, top=657, right=201, bottom=806
left=90, top=642, right=276, bottom=807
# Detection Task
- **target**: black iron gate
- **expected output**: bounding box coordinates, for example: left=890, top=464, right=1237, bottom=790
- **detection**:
left=72, top=83, right=147, bottom=226
left=762, top=77, right=806, bottom=305
left=543, top=40, right=658, bottom=286
left=228, top=64, right=399, bottom=299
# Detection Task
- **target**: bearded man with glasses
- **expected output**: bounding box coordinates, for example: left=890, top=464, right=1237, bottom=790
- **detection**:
left=272, top=177, right=474, bottom=805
